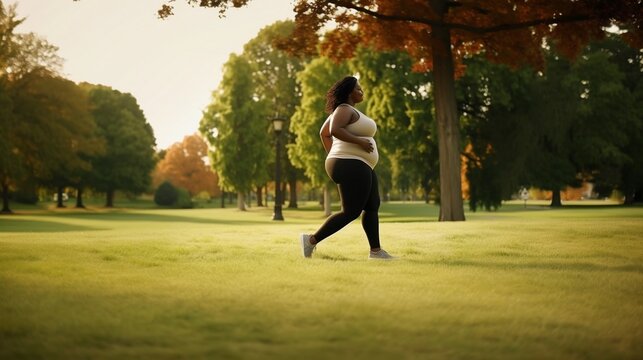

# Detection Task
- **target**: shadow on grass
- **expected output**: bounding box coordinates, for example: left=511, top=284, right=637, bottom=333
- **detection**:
left=0, top=218, right=107, bottom=233
left=58, top=212, right=270, bottom=225
left=424, top=258, right=643, bottom=274
left=0, top=211, right=273, bottom=233
left=316, top=253, right=353, bottom=262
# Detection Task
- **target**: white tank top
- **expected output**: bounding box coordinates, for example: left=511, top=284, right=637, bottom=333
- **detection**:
left=326, top=105, right=379, bottom=169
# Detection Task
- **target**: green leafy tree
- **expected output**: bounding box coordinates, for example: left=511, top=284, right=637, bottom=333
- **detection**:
left=0, top=1, right=62, bottom=213
left=523, top=52, right=581, bottom=207
left=459, top=41, right=639, bottom=209
left=0, top=76, right=15, bottom=213
left=586, top=36, right=643, bottom=204
left=570, top=45, right=635, bottom=201
left=288, top=57, right=348, bottom=216
left=351, top=48, right=438, bottom=202
left=242, top=20, right=309, bottom=208
left=527, top=45, right=637, bottom=207
left=458, top=57, right=538, bottom=211
left=0, top=1, right=63, bottom=213
left=11, top=72, right=103, bottom=208
left=0, top=2, right=61, bottom=79
left=200, top=53, right=270, bottom=211
left=83, top=84, right=157, bottom=207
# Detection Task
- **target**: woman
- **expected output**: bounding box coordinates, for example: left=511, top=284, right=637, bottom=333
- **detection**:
left=300, top=76, right=395, bottom=260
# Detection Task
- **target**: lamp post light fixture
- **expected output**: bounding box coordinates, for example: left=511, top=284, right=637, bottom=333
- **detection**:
left=272, top=116, right=285, bottom=221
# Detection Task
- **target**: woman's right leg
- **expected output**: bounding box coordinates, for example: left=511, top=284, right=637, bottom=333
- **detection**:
left=312, top=159, right=372, bottom=243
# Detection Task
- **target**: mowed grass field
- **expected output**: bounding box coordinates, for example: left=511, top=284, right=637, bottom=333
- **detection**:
left=1, top=201, right=642, bottom=359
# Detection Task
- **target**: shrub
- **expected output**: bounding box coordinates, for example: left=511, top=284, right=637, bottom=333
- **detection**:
left=12, top=190, right=39, bottom=204
left=175, top=188, right=194, bottom=209
left=154, top=181, right=178, bottom=206
left=194, top=191, right=211, bottom=202
left=11, top=184, right=39, bottom=205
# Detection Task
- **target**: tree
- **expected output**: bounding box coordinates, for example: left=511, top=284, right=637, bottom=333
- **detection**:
left=159, top=0, right=641, bottom=221
left=0, top=1, right=63, bottom=213
left=525, top=44, right=637, bottom=207
left=83, top=84, right=157, bottom=207
left=11, top=71, right=103, bottom=208
left=200, top=53, right=270, bottom=211
left=0, top=2, right=61, bottom=79
left=569, top=44, right=636, bottom=203
left=289, top=57, right=349, bottom=216
left=587, top=35, right=643, bottom=204
left=153, top=133, right=220, bottom=197
left=458, top=56, right=538, bottom=210
left=351, top=47, right=438, bottom=202
left=241, top=20, right=308, bottom=208
left=0, top=76, right=15, bottom=213
left=459, top=40, right=639, bottom=209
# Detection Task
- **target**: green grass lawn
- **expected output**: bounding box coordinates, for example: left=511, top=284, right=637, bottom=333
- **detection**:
left=1, top=202, right=642, bottom=359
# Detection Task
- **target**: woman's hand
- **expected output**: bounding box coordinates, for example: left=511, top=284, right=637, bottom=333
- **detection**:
left=358, top=138, right=374, bottom=153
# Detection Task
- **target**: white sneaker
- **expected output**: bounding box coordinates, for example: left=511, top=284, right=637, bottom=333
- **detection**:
left=300, top=234, right=316, bottom=258
left=368, top=249, right=395, bottom=260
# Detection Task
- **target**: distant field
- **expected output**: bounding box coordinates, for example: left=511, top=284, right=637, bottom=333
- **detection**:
left=1, top=202, right=641, bottom=359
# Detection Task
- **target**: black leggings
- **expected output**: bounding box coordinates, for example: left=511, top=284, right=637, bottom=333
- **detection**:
left=313, top=158, right=381, bottom=249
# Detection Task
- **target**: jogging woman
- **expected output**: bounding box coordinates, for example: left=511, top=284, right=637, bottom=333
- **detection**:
left=300, top=76, right=394, bottom=260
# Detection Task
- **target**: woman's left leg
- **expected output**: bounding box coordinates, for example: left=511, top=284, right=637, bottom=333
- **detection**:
left=362, top=169, right=381, bottom=250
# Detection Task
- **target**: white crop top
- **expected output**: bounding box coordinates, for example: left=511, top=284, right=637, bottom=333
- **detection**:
left=326, top=105, right=379, bottom=169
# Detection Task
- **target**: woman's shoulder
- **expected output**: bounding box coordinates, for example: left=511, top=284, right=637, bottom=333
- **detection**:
left=334, top=104, right=360, bottom=121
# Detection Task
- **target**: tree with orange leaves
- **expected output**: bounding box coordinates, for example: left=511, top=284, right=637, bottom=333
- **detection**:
left=158, top=0, right=641, bottom=221
left=153, top=134, right=220, bottom=198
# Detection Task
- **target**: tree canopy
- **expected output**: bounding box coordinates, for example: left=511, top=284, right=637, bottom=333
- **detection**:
left=153, top=133, right=220, bottom=197
left=1, top=1, right=66, bottom=212
left=83, top=84, right=157, bottom=207
left=200, top=53, right=270, bottom=210
left=242, top=20, right=309, bottom=207
left=13, top=72, right=104, bottom=208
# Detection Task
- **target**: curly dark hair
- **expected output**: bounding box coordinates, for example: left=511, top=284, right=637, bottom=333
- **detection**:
left=325, top=76, right=358, bottom=114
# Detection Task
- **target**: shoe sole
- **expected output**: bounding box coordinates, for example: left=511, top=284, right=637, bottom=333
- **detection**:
left=368, top=254, right=397, bottom=260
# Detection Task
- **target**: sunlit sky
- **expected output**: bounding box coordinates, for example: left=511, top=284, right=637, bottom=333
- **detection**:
left=11, top=0, right=296, bottom=149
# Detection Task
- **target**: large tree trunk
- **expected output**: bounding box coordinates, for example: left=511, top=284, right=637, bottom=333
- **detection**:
left=288, top=176, right=298, bottom=208
left=237, top=192, right=246, bottom=211
left=281, top=182, right=288, bottom=206
left=323, top=183, right=332, bottom=217
left=430, top=11, right=465, bottom=221
left=105, top=189, right=114, bottom=208
left=256, top=186, right=263, bottom=207
left=76, top=187, right=85, bottom=208
left=1, top=182, right=11, bottom=214
left=221, top=190, right=225, bottom=208
left=56, top=186, right=65, bottom=208
left=550, top=188, right=562, bottom=207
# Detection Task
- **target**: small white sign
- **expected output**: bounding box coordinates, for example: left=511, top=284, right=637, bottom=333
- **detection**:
left=520, top=188, right=529, bottom=200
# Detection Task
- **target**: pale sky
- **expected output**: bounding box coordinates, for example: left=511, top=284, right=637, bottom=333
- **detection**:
left=11, top=0, right=296, bottom=149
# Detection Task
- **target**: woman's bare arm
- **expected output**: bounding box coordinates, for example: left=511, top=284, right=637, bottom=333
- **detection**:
left=319, top=117, right=332, bottom=153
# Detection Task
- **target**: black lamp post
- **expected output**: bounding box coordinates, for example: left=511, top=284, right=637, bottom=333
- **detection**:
left=272, top=116, right=285, bottom=221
